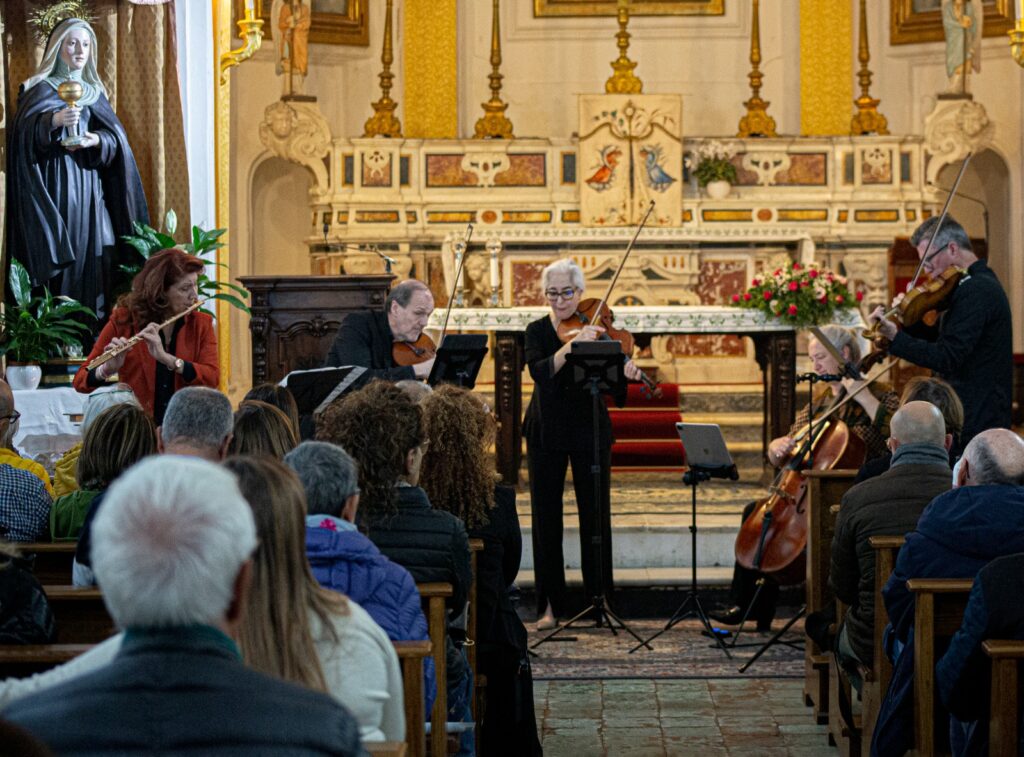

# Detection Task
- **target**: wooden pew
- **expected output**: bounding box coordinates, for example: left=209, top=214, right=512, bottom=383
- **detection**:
left=828, top=594, right=862, bottom=756
left=467, top=537, right=485, bottom=755
left=18, top=542, right=76, bottom=585
left=983, top=639, right=1024, bottom=757
left=366, top=742, right=407, bottom=756
left=860, top=535, right=905, bottom=756
left=417, top=582, right=452, bottom=757
left=804, top=469, right=859, bottom=724
left=0, top=644, right=92, bottom=679
left=43, top=586, right=117, bottom=644
left=907, top=578, right=974, bottom=756
left=394, top=640, right=432, bottom=757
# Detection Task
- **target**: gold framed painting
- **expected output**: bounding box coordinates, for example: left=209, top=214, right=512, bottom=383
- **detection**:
left=891, top=0, right=1014, bottom=45
left=534, top=0, right=724, bottom=17
left=235, top=0, right=368, bottom=46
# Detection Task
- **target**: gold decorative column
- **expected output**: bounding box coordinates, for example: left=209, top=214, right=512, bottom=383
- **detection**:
left=364, top=0, right=402, bottom=137
left=737, top=0, right=776, bottom=137
left=605, top=0, right=642, bottom=94
left=1011, top=0, right=1024, bottom=67
left=403, top=0, right=458, bottom=138
left=213, top=0, right=235, bottom=391
left=474, top=0, right=514, bottom=139
left=799, top=0, right=853, bottom=136
left=850, top=0, right=888, bottom=135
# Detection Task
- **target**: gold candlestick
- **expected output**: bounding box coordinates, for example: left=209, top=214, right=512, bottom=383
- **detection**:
left=475, top=0, right=514, bottom=139
left=737, top=0, right=777, bottom=138
left=56, top=81, right=85, bottom=147
left=364, top=0, right=403, bottom=138
left=851, top=0, right=889, bottom=135
left=219, top=4, right=265, bottom=85
left=605, top=0, right=643, bottom=94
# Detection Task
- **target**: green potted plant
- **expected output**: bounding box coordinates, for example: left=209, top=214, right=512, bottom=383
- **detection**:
left=689, top=140, right=739, bottom=199
left=121, top=209, right=250, bottom=314
left=0, top=260, right=95, bottom=390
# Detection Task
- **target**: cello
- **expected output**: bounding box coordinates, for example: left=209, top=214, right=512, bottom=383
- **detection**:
left=733, top=357, right=895, bottom=584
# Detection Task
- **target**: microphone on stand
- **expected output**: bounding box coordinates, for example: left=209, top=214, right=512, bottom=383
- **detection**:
left=369, top=245, right=398, bottom=274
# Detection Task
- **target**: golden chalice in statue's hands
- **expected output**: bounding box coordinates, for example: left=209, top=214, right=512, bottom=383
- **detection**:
left=57, top=81, right=86, bottom=148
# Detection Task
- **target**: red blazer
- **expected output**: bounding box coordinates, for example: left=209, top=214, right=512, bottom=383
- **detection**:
left=74, top=307, right=219, bottom=416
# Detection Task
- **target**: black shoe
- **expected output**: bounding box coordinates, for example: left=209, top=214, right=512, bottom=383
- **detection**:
left=710, top=605, right=773, bottom=632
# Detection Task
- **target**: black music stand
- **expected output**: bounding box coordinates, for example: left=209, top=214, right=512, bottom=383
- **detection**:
left=280, top=366, right=373, bottom=440
left=531, top=341, right=650, bottom=651
left=427, top=334, right=488, bottom=389
left=630, top=423, right=736, bottom=656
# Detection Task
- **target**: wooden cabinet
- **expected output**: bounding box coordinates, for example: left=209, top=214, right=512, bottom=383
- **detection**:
left=239, top=275, right=394, bottom=385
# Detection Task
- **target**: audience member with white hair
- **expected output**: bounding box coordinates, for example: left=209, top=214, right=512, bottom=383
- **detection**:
left=52, top=384, right=140, bottom=498
left=0, top=380, right=51, bottom=542
left=2, top=456, right=364, bottom=755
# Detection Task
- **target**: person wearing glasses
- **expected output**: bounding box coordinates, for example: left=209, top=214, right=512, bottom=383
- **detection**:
left=869, top=215, right=1012, bottom=447
left=525, top=259, right=643, bottom=630
left=0, top=380, right=52, bottom=542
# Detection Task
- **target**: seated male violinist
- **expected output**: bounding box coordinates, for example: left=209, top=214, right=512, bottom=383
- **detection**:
left=323, top=279, right=436, bottom=381
left=711, top=325, right=900, bottom=631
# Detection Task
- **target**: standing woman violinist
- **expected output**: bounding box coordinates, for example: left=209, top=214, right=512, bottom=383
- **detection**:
left=525, top=259, right=644, bottom=630
left=713, top=326, right=900, bottom=630
left=73, top=249, right=218, bottom=425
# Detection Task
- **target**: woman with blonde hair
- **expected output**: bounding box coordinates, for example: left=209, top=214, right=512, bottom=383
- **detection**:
left=225, top=456, right=403, bottom=743
left=420, top=385, right=542, bottom=755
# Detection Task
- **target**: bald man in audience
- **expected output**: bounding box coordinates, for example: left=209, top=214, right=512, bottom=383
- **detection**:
left=73, top=386, right=235, bottom=586
left=873, top=428, right=1024, bottom=755
left=2, top=457, right=364, bottom=755
left=0, top=380, right=52, bottom=542
left=821, top=402, right=953, bottom=689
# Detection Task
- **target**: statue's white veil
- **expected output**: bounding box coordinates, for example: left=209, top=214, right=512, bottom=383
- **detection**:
left=21, top=18, right=106, bottom=106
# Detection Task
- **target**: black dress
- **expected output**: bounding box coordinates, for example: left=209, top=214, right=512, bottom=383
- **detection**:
left=523, top=316, right=624, bottom=617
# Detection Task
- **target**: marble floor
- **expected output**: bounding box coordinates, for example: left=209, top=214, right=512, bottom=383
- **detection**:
left=533, top=678, right=837, bottom=757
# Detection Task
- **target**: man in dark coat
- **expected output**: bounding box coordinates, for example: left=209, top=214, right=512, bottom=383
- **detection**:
left=2, top=456, right=364, bottom=756
left=826, top=402, right=952, bottom=683
left=324, top=279, right=436, bottom=381
left=6, top=18, right=149, bottom=320
left=870, top=215, right=1013, bottom=446
left=871, top=428, right=1024, bottom=756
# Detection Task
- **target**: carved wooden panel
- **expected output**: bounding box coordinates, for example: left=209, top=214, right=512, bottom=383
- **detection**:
left=239, top=275, right=394, bottom=385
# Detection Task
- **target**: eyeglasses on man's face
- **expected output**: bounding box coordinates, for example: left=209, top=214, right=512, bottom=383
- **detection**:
left=0, top=410, right=20, bottom=423
left=544, top=288, right=577, bottom=301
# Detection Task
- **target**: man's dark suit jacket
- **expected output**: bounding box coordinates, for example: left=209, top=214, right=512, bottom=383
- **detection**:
left=2, top=625, right=366, bottom=756
left=323, top=310, right=416, bottom=382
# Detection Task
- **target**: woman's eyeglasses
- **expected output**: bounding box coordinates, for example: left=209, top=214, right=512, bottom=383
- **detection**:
left=544, top=288, right=576, bottom=301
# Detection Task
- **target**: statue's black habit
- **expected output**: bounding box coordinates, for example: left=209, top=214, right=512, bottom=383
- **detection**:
left=5, top=83, right=149, bottom=319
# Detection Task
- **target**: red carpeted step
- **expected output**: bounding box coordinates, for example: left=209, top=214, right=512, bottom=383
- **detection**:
left=608, top=383, right=684, bottom=468
left=610, top=440, right=685, bottom=467
left=611, top=411, right=684, bottom=438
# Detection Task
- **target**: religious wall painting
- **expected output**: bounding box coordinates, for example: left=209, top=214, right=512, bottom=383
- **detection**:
left=361, top=150, right=392, bottom=187
left=534, top=0, right=723, bottom=16
left=860, top=147, right=894, bottom=185
left=424, top=154, right=547, bottom=188
left=891, top=0, right=1013, bottom=44
left=730, top=153, right=827, bottom=187
left=236, top=0, right=368, bottom=46
left=579, top=94, right=682, bottom=227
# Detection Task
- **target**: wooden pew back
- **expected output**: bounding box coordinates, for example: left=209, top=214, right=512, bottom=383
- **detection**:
left=907, top=578, right=973, bottom=756
left=0, top=644, right=93, bottom=679
left=44, top=586, right=117, bottom=644
left=18, top=543, right=76, bottom=585
left=394, top=639, right=432, bottom=757
left=417, top=582, right=452, bottom=757
left=983, top=640, right=1024, bottom=757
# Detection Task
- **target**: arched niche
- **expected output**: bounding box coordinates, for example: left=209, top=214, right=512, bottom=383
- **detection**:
left=936, top=149, right=1011, bottom=288
left=248, top=156, right=315, bottom=276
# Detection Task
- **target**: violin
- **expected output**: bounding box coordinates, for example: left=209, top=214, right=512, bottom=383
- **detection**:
left=557, top=298, right=662, bottom=399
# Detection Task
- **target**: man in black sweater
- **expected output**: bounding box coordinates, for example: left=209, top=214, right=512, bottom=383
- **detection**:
left=324, top=279, right=436, bottom=381
left=870, top=215, right=1012, bottom=446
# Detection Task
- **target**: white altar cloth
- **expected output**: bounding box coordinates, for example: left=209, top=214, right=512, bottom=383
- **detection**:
left=12, top=387, right=86, bottom=459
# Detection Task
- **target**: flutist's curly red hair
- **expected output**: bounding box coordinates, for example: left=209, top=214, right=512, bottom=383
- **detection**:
left=118, top=248, right=204, bottom=327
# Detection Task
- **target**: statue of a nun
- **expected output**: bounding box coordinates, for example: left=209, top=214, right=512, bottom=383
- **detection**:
left=5, top=18, right=149, bottom=320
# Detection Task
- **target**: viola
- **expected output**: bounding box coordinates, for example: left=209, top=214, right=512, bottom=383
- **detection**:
left=556, top=298, right=662, bottom=399
left=733, top=408, right=866, bottom=585
left=392, top=332, right=437, bottom=367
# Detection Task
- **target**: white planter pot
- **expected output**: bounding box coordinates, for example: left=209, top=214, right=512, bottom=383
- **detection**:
left=705, top=180, right=732, bottom=199
left=6, top=364, right=42, bottom=391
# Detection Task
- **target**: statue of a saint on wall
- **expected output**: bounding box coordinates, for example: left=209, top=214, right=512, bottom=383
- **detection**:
left=273, top=0, right=312, bottom=97
left=942, top=0, right=983, bottom=95
left=5, top=18, right=149, bottom=320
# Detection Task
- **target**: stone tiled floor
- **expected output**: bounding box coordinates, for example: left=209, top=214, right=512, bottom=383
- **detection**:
left=534, top=678, right=837, bottom=756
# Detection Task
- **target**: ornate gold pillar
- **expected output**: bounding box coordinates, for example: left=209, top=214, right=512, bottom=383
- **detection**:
left=799, top=0, right=853, bottom=136
left=403, top=0, right=458, bottom=138
left=213, top=0, right=233, bottom=390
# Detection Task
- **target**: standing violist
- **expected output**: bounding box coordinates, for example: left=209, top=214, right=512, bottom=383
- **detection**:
left=525, top=259, right=644, bottom=631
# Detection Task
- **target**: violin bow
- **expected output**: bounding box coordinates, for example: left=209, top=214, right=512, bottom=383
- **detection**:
left=588, top=201, right=656, bottom=327
left=438, top=223, right=474, bottom=345
left=790, top=357, right=898, bottom=442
